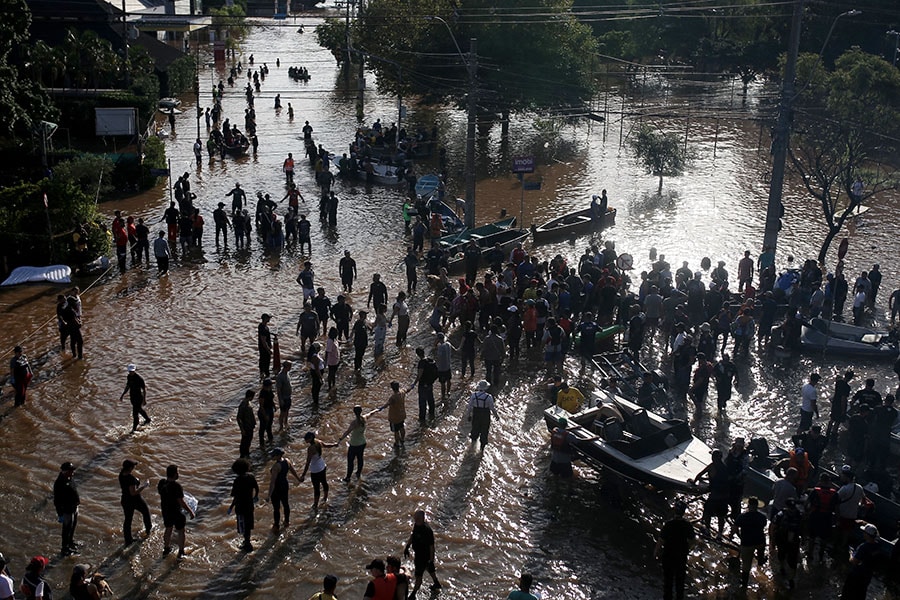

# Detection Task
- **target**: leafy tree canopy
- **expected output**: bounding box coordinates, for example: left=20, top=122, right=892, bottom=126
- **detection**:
left=348, top=0, right=598, bottom=113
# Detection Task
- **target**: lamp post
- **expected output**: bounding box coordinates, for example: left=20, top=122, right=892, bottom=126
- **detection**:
left=762, top=5, right=860, bottom=256
left=426, top=15, right=477, bottom=229
left=888, top=30, right=900, bottom=67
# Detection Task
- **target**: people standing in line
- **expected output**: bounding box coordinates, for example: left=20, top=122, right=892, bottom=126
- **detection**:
left=331, top=294, right=352, bottom=341
left=363, top=558, right=396, bottom=600
left=351, top=311, right=369, bottom=371
left=654, top=499, right=694, bottom=600
left=712, top=352, right=738, bottom=412
left=158, top=465, right=194, bottom=558
left=507, top=572, right=538, bottom=600
left=338, top=405, right=368, bottom=481
left=300, top=431, right=338, bottom=510
left=53, top=461, right=80, bottom=556
left=389, top=291, right=410, bottom=347
left=59, top=295, right=84, bottom=360
left=9, top=345, right=33, bottom=406
left=119, top=459, right=152, bottom=546
left=266, top=447, right=300, bottom=529
left=481, top=325, right=506, bottom=387
left=841, top=523, right=881, bottom=599
left=414, top=347, right=439, bottom=422
left=770, top=497, right=803, bottom=589
left=379, top=381, right=412, bottom=449
left=228, top=458, right=259, bottom=552
left=275, top=361, right=293, bottom=430
left=257, top=378, right=276, bottom=448
left=339, top=250, right=357, bottom=293
left=466, top=380, right=499, bottom=449
left=119, top=363, right=151, bottom=433
left=307, top=342, right=325, bottom=404
left=0, top=553, right=13, bottom=600
left=237, top=390, right=256, bottom=458
left=404, top=509, right=442, bottom=596
left=312, top=287, right=332, bottom=337
left=258, top=313, right=273, bottom=380
left=325, top=327, right=341, bottom=390
left=21, top=556, right=50, bottom=600
left=367, top=273, right=388, bottom=314
left=735, top=497, right=767, bottom=588
left=372, top=305, right=388, bottom=362
left=798, top=373, right=820, bottom=434
left=826, top=370, right=854, bottom=443
left=213, top=202, right=231, bottom=245
left=153, top=231, right=170, bottom=275
left=435, top=332, right=453, bottom=399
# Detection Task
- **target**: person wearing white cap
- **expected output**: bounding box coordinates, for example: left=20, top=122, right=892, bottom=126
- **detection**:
left=119, top=363, right=150, bottom=433
left=841, top=523, right=880, bottom=599
left=466, top=380, right=499, bottom=449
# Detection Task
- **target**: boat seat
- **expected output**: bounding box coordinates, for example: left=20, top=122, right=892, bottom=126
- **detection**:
left=597, top=418, right=623, bottom=441
left=627, top=409, right=654, bottom=437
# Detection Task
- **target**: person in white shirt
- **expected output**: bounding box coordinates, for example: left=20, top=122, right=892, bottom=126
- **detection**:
left=798, top=373, right=820, bottom=434
left=0, top=552, right=14, bottom=600
left=852, top=285, right=867, bottom=326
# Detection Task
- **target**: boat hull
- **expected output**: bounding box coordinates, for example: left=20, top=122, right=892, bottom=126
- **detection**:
left=532, top=207, right=616, bottom=244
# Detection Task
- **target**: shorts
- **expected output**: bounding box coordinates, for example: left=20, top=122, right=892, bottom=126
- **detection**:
left=438, top=370, right=451, bottom=383
left=300, top=330, right=317, bottom=344
left=390, top=421, right=405, bottom=432
left=163, top=511, right=187, bottom=530
left=414, top=557, right=436, bottom=577
left=302, top=287, right=315, bottom=302
left=236, top=510, right=254, bottom=534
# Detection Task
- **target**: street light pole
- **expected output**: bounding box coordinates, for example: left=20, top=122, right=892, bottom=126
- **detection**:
left=426, top=16, right=477, bottom=228
left=762, top=4, right=860, bottom=255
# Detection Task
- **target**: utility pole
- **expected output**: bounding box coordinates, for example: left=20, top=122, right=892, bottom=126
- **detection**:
left=762, top=0, right=803, bottom=254
left=355, top=0, right=365, bottom=122
left=344, top=0, right=351, bottom=86
left=121, top=0, right=130, bottom=87
left=464, top=38, right=477, bottom=229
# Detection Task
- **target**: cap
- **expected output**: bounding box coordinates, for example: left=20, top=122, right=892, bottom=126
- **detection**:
left=261, top=313, right=271, bottom=321
left=31, top=556, right=49, bottom=570
left=476, top=380, right=490, bottom=392
left=366, top=559, right=385, bottom=571
left=270, top=447, right=285, bottom=456
left=862, top=523, right=879, bottom=537
left=507, top=305, right=518, bottom=312
left=61, top=461, right=76, bottom=471
left=218, top=202, right=225, bottom=207
left=557, top=417, right=567, bottom=427
left=127, top=363, right=136, bottom=372
left=122, top=459, right=138, bottom=470
left=841, top=464, right=853, bottom=474
left=699, top=322, right=711, bottom=332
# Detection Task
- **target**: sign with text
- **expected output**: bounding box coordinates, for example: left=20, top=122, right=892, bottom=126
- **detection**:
left=511, top=156, right=535, bottom=173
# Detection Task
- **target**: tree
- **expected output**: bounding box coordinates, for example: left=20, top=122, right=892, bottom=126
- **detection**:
left=788, top=49, right=900, bottom=263
left=0, top=0, right=57, bottom=139
left=341, top=0, right=598, bottom=117
left=629, top=125, right=688, bottom=193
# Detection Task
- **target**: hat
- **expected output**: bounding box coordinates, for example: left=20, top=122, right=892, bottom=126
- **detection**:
left=270, top=447, right=285, bottom=456
left=122, top=459, right=138, bottom=470
left=476, top=380, right=490, bottom=392
left=794, top=447, right=804, bottom=455
left=699, top=322, right=711, bottom=332
left=366, top=558, right=385, bottom=572
left=304, top=431, right=316, bottom=442
left=31, top=556, right=49, bottom=570
left=61, top=461, right=76, bottom=471
left=218, top=202, right=225, bottom=207
left=862, top=523, right=879, bottom=537
left=127, top=363, right=136, bottom=372
left=841, top=464, right=853, bottom=474
left=557, top=417, right=568, bottom=427
left=507, top=305, right=518, bottom=312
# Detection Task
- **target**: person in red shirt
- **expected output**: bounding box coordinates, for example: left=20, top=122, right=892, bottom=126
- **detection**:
left=112, top=211, right=128, bottom=272
left=363, top=558, right=396, bottom=600
left=191, top=209, right=204, bottom=247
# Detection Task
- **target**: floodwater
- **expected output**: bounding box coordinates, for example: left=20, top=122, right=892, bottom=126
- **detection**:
left=2, top=11, right=900, bottom=600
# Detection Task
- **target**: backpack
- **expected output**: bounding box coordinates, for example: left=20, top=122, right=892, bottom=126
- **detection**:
left=420, top=359, right=439, bottom=385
